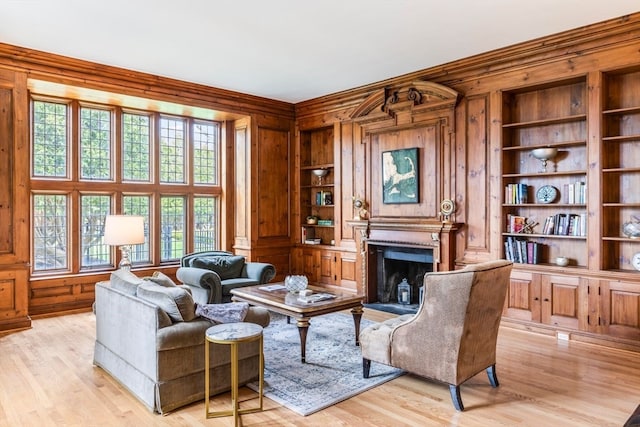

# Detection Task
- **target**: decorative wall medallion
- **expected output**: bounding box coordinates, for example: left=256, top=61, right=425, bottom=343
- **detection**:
left=440, top=199, right=455, bottom=222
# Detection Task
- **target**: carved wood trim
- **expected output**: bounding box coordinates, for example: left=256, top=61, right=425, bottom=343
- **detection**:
left=350, top=80, right=460, bottom=124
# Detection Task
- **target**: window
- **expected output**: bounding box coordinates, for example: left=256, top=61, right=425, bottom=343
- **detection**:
left=123, top=195, right=151, bottom=263
left=194, top=196, right=217, bottom=252
left=80, top=106, right=112, bottom=180
left=32, top=194, right=68, bottom=271
left=30, top=96, right=222, bottom=275
left=32, top=100, right=68, bottom=178
left=123, top=113, right=151, bottom=182
left=80, top=194, right=111, bottom=268
left=160, top=196, right=185, bottom=262
left=160, top=117, right=185, bottom=184
left=193, top=121, right=218, bottom=185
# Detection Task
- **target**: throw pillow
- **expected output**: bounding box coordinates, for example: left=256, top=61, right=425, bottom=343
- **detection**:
left=110, top=269, right=145, bottom=295
left=195, top=302, right=249, bottom=324
left=137, top=281, right=196, bottom=322
left=191, top=255, right=245, bottom=280
left=147, top=271, right=178, bottom=287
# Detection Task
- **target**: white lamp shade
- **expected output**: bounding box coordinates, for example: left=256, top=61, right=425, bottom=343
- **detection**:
left=103, top=215, right=145, bottom=246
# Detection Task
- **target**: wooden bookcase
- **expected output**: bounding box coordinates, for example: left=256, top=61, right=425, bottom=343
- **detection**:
left=299, top=126, right=335, bottom=247
left=501, top=78, right=588, bottom=268
left=601, top=68, right=640, bottom=272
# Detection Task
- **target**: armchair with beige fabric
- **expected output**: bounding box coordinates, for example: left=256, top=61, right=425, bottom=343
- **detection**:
left=360, top=259, right=513, bottom=411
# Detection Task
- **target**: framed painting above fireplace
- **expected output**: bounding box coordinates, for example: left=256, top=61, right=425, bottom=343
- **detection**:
left=382, top=147, right=419, bottom=204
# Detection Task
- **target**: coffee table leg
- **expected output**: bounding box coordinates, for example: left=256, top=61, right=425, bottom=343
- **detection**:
left=296, top=318, right=310, bottom=363
left=351, top=305, right=364, bottom=346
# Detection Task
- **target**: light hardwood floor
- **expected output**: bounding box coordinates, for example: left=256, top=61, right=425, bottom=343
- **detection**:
left=0, top=309, right=638, bottom=426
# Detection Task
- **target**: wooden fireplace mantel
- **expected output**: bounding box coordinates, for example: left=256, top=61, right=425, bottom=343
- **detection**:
left=347, top=219, right=462, bottom=302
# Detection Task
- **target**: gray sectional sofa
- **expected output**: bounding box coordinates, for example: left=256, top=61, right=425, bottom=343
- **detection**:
left=93, top=270, right=269, bottom=414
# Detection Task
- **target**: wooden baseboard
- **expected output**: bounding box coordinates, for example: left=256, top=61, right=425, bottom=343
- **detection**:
left=500, top=318, right=640, bottom=353
left=0, top=316, right=31, bottom=333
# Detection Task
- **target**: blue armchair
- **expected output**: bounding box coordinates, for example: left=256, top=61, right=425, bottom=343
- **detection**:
left=176, top=250, right=276, bottom=304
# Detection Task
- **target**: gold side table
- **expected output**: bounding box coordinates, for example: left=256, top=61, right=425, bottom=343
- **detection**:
left=205, top=322, right=264, bottom=426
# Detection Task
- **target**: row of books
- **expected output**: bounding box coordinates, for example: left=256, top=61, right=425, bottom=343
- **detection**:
left=315, top=191, right=333, bottom=206
left=561, top=181, right=586, bottom=204
left=504, top=237, right=543, bottom=264
left=504, top=181, right=586, bottom=205
left=541, top=213, right=587, bottom=236
left=504, top=183, right=528, bottom=204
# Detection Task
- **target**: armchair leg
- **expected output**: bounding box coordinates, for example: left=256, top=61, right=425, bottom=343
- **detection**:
left=486, top=364, right=499, bottom=388
left=363, top=358, right=371, bottom=378
left=449, top=384, right=464, bottom=411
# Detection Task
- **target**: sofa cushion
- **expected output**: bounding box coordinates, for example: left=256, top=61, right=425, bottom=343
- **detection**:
left=110, top=269, right=145, bottom=295
left=146, top=271, right=178, bottom=288
left=191, top=255, right=245, bottom=280
left=137, top=282, right=196, bottom=323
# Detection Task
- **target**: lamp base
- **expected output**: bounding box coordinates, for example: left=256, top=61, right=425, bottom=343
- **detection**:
left=118, top=245, right=133, bottom=270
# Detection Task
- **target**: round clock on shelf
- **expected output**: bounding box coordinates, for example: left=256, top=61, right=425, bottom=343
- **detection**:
left=632, top=252, right=640, bottom=271
left=535, top=185, right=558, bottom=204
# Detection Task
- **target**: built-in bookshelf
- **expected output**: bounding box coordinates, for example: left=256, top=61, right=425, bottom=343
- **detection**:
left=601, top=67, right=640, bottom=272
left=501, top=78, right=588, bottom=268
left=300, top=126, right=335, bottom=246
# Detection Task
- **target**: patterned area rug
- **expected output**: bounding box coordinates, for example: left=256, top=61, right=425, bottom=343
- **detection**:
left=248, top=312, right=404, bottom=416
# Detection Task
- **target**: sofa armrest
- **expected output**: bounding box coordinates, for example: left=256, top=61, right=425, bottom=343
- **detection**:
left=94, top=281, right=166, bottom=379
left=176, top=266, right=223, bottom=304
left=243, top=262, right=276, bottom=284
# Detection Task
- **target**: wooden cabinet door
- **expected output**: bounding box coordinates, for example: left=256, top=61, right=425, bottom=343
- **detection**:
left=599, top=280, right=640, bottom=341
left=503, top=270, right=541, bottom=322
left=318, top=250, right=334, bottom=285
left=337, top=252, right=357, bottom=292
left=302, top=249, right=319, bottom=283
left=540, top=275, right=587, bottom=330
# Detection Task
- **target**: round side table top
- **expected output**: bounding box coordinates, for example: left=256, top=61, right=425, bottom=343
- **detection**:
left=206, top=322, right=263, bottom=342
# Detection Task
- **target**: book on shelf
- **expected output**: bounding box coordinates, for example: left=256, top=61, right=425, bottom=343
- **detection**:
left=304, top=238, right=322, bottom=245
left=541, top=213, right=586, bottom=236
left=507, top=215, right=527, bottom=233
left=504, top=236, right=542, bottom=264
left=315, top=190, right=333, bottom=206
left=562, top=181, right=586, bottom=204
left=505, top=183, right=528, bottom=204
left=301, top=226, right=315, bottom=244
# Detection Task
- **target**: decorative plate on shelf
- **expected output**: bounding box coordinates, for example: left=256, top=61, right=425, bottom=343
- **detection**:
left=632, top=252, right=640, bottom=271
left=535, top=185, right=558, bottom=204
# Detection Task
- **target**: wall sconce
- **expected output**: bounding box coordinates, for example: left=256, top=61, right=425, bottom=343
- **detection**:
left=531, top=147, right=558, bottom=173
left=103, top=215, right=145, bottom=270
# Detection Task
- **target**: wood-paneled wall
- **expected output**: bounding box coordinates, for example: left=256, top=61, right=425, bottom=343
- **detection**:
left=2, top=12, right=640, bottom=335
left=0, top=43, right=295, bottom=328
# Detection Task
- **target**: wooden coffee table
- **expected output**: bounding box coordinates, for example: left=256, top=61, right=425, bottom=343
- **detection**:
left=231, top=284, right=364, bottom=363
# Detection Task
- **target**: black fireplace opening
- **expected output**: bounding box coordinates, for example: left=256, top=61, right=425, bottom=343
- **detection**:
left=374, top=245, right=434, bottom=309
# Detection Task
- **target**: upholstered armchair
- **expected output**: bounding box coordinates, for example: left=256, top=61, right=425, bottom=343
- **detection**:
left=176, top=250, right=276, bottom=305
left=360, top=259, right=513, bottom=411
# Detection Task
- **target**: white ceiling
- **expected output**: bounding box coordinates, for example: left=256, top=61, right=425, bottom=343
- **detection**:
left=1, top=0, right=639, bottom=103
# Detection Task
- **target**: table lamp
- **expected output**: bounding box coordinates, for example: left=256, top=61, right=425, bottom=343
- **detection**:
left=103, top=215, right=145, bottom=270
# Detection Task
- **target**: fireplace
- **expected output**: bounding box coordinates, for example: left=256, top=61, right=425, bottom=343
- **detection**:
left=347, top=218, right=461, bottom=304
left=374, top=245, right=434, bottom=305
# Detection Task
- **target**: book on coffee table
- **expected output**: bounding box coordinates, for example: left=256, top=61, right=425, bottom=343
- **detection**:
left=297, top=292, right=336, bottom=304
left=259, top=284, right=287, bottom=291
